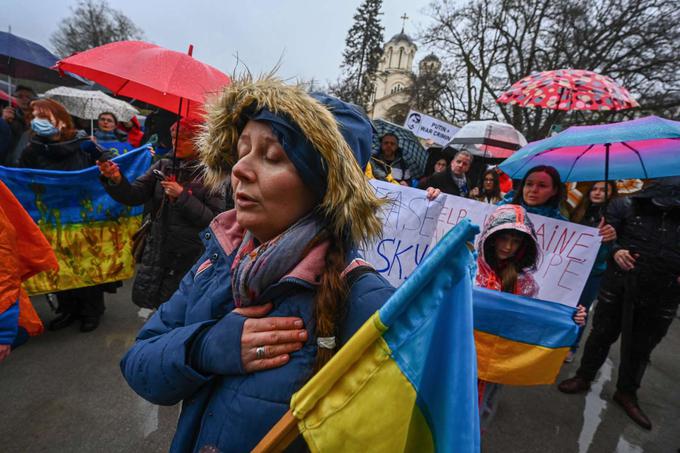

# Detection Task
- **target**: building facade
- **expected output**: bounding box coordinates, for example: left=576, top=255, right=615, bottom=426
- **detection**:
left=368, top=30, right=441, bottom=124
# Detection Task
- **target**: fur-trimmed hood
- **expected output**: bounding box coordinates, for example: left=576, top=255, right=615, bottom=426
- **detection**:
left=197, top=75, right=383, bottom=246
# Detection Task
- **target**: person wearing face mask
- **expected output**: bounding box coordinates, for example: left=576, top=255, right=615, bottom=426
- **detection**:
left=18, top=98, right=111, bottom=332
left=119, top=76, right=395, bottom=452
left=97, top=118, right=226, bottom=310
left=18, top=99, right=92, bottom=171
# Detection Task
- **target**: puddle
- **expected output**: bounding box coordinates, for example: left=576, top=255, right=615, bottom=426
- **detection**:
left=578, top=358, right=613, bottom=453
left=615, top=436, right=644, bottom=452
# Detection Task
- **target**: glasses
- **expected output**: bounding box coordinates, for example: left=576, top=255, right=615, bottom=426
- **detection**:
left=99, top=117, right=115, bottom=123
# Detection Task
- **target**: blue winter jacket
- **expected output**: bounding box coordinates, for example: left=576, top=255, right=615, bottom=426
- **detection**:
left=498, top=191, right=568, bottom=221
left=120, top=210, right=395, bottom=452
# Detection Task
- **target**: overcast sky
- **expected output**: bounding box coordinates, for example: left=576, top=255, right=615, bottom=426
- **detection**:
left=4, top=0, right=434, bottom=84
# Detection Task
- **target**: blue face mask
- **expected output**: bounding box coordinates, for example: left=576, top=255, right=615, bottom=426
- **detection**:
left=31, top=118, right=60, bottom=137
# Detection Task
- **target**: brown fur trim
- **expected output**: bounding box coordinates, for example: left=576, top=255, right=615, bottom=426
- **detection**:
left=196, top=75, right=384, bottom=246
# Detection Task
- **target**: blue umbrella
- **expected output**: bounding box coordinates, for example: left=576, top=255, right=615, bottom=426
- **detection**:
left=372, top=119, right=428, bottom=178
left=0, top=31, right=83, bottom=91
left=499, top=116, right=680, bottom=183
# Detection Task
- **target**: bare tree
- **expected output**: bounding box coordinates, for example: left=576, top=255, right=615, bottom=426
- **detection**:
left=422, top=0, right=680, bottom=140
left=406, top=62, right=451, bottom=120
left=51, top=0, right=144, bottom=57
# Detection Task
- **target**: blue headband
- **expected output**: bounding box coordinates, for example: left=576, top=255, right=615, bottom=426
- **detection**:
left=247, top=93, right=373, bottom=201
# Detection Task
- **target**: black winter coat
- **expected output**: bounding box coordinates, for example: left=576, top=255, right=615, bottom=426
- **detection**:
left=424, top=168, right=472, bottom=198
left=19, top=132, right=94, bottom=171
left=103, top=157, right=227, bottom=308
left=606, top=196, right=680, bottom=279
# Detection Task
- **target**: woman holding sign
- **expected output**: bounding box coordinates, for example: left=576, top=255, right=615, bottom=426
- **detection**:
left=120, top=77, right=394, bottom=452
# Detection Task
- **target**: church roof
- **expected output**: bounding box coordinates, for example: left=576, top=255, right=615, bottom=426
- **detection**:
left=387, top=31, right=415, bottom=46
left=421, top=53, right=440, bottom=62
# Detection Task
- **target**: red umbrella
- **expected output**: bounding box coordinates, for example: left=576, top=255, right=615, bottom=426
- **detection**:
left=497, top=69, right=638, bottom=111
left=55, top=41, right=230, bottom=120
left=0, top=89, right=18, bottom=107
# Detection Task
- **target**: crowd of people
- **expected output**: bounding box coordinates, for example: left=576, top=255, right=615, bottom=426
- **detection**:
left=1, top=78, right=678, bottom=451
left=368, top=130, right=679, bottom=432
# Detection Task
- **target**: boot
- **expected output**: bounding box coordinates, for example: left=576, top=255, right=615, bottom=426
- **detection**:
left=80, top=316, right=100, bottom=333
left=48, top=313, right=78, bottom=331
left=558, top=376, right=591, bottom=394
left=613, top=391, right=652, bottom=430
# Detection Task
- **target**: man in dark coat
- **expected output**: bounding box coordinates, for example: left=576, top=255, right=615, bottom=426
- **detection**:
left=558, top=177, right=680, bottom=430
left=425, top=149, right=474, bottom=197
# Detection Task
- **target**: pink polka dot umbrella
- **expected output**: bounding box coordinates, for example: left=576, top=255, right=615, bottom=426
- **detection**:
left=497, top=69, right=639, bottom=111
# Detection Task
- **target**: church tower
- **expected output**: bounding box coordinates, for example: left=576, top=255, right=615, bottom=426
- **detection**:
left=368, top=23, right=417, bottom=122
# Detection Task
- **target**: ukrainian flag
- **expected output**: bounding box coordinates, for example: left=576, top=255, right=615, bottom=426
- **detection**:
left=289, top=219, right=480, bottom=453
left=0, top=145, right=151, bottom=294
left=473, top=287, right=579, bottom=386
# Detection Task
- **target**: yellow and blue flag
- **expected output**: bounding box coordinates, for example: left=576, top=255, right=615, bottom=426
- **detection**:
left=473, top=287, right=579, bottom=386
left=290, top=219, right=480, bottom=452
left=0, top=145, right=151, bottom=294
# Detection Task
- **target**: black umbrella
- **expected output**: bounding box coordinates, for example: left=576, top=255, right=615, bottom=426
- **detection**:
left=0, top=31, right=84, bottom=93
left=372, top=119, right=428, bottom=178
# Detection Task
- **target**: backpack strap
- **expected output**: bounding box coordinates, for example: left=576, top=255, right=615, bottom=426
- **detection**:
left=342, top=258, right=378, bottom=288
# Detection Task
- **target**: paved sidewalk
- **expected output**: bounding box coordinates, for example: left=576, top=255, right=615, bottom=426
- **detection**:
left=1, top=280, right=678, bottom=452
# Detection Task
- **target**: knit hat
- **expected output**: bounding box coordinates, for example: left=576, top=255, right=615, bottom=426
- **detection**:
left=197, top=75, right=383, bottom=245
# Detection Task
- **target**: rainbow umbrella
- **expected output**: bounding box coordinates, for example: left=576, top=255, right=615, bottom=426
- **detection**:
left=499, top=116, right=680, bottom=185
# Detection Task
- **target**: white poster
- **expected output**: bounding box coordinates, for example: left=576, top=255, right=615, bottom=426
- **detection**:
left=362, top=180, right=601, bottom=307
left=403, top=109, right=460, bottom=146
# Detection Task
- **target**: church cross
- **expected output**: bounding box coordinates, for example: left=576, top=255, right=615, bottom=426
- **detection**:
left=400, top=13, right=409, bottom=33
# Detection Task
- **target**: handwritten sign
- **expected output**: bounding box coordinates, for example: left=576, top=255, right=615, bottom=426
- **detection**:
left=363, top=180, right=601, bottom=307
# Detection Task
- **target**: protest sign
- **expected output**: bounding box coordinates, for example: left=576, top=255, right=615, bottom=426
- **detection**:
left=363, top=180, right=601, bottom=307
left=403, top=109, right=460, bottom=146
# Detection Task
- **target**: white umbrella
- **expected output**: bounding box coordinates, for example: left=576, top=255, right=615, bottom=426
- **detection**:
left=43, top=86, right=139, bottom=122
left=446, top=120, right=527, bottom=159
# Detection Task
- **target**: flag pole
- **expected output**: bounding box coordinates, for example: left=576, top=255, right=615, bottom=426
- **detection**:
left=251, top=409, right=300, bottom=453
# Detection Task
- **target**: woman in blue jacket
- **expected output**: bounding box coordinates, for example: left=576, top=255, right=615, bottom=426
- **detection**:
left=498, top=165, right=568, bottom=220
left=120, top=76, right=395, bottom=452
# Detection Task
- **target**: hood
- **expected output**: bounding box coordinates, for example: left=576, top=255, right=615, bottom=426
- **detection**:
left=477, top=204, right=541, bottom=271
left=197, top=75, right=383, bottom=246
left=633, top=176, right=680, bottom=208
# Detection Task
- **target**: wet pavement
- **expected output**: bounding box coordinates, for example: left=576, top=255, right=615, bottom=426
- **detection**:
left=1, top=279, right=678, bottom=452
